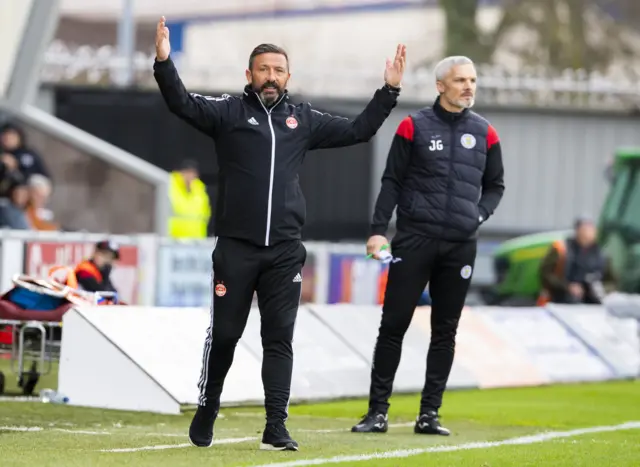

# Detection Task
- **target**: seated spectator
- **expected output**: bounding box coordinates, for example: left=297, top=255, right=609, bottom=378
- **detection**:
left=538, top=216, right=616, bottom=305
left=0, top=121, right=50, bottom=180
left=26, top=174, right=59, bottom=231
left=0, top=178, right=30, bottom=229
left=74, top=241, right=120, bottom=294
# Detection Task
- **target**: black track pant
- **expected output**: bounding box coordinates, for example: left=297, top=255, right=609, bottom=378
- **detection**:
left=368, top=235, right=477, bottom=414
left=197, top=236, right=306, bottom=423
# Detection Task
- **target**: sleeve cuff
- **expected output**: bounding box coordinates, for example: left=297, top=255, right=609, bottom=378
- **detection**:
left=478, top=206, right=489, bottom=223
left=153, top=56, right=173, bottom=68
left=370, top=225, right=388, bottom=236
left=383, top=83, right=402, bottom=95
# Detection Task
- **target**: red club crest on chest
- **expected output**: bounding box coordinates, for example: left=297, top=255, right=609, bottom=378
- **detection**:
left=286, top=116, right=298, bottom=129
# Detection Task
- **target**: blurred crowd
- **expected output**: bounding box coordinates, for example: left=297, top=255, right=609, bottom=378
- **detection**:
left=0, top=119, right=213, bottom=237
left=0, top=122, right=59, bottom=231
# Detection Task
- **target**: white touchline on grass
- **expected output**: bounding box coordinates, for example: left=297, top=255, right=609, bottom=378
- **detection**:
left=248, top=421, right=640, bottom=467
left=54, top=428, right=190, bottom=437
left=298, top=423, right=413, bottom=433
left=230, top=412, right=356, bottom=422
left=53, top=428, right=111, bottom=435
left=99, top=436, right=258, bottom=453
left=0, top=396, right=40, bottom=402
left=100, top=443, right=193, bottom=452
left=1, top=425, right=205, bottom=437
left=96, top=422, right=416, bottom=453
left=3, top=423, right=385, bottom=438
left=0, top=426, right=44, bottom=432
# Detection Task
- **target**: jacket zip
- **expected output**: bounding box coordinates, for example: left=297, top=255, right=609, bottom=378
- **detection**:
left=257, top=93, right=287, bottom=246
left=445, top=123, right=458, bottom=228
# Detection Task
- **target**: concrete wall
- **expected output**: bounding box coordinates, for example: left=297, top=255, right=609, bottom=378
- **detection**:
left=0, top=0, right=34, bottom=96
left=20, top=121, right=156, bottom=234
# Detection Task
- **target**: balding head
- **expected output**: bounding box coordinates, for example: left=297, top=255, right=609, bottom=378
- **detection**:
left=27, top=174, right=52, bottom=206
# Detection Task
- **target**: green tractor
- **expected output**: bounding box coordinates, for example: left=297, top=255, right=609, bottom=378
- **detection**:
left=489, top=147, right=640, bottom=305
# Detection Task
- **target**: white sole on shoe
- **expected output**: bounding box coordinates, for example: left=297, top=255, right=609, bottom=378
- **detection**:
left=188, top=436, right=214, bottom=447
left=259, top=442, right=298, bottom=451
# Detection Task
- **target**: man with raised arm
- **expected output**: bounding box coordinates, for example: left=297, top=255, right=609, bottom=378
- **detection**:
left=153, top=16, right=406, bottom=452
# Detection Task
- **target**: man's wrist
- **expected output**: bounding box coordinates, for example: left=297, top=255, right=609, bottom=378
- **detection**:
left=370, top=225, right=387, bottom=237
left=478, top=206, right=489, bottom=223
left=383, top=82, right=402, bottom=94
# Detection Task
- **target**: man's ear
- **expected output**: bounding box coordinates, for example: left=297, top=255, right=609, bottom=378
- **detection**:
left=245, top=69, right=252, bottom=85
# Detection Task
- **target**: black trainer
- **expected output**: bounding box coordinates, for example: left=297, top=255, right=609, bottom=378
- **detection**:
left=188, top=405, right=218, bottom=447
left=260, top=421, right=299, bottom=451
left=351, top=411, right=388, bottom=433
left=414, top=410, right=450, bottom=436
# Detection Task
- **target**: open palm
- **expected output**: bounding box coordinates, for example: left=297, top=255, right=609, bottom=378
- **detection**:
left=156, top=16, right=171, bottom=61
left=384, top=44, right=406, bottom=88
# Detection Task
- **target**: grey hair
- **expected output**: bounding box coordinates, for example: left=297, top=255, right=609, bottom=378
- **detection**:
left=434, top=56, right=474, bottom=81
left=28, top=174, right=52, bottom=192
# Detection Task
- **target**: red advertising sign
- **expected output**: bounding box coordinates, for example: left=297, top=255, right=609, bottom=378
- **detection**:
left=24, top=241, right=140, bottom=304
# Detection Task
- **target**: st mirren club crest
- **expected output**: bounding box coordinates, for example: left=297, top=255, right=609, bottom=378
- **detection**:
left=215, top=282, right=227, bottom=297
left=461, top=133, right=476, bottom=149
left=286, top=116, right=298, bottom=129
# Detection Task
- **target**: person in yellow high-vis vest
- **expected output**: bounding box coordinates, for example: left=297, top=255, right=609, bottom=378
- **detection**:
left=168, top=160, right=211, bottom=238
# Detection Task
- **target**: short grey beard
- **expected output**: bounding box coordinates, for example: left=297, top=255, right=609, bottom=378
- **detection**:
left=448, top=96, right=475, bottom=109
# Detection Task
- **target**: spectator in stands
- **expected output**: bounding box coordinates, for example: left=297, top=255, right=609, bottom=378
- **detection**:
left=25, top=174, right=59, bottom=231
left=73, top=241, right=120, bottom=294
left=0, top=122, right=50, bottom=180
left=168, top=159, right=211, bottom=238
left=0, top=177, right=30, bottom=229
left=0, top=152, right=22, bottom=198
left=538, top=216, right=616, bottom=305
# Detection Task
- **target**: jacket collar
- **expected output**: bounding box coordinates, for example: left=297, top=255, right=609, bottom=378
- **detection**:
left=242, top=84, right=289, bottom=112
left=432, top=95, right=470, bottom=124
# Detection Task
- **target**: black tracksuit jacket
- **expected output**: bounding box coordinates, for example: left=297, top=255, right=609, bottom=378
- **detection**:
left=153, top=57, right=400, bottom=246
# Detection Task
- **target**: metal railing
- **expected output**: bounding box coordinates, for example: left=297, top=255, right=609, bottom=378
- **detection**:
left=40, top=40, right=640, bottom=110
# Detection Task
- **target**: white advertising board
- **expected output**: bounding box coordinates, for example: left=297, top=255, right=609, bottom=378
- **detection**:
left=155, top=245, right=212, bottom=307
left=59, top=306, right=265, bottom=414
left=476, top=307, right=614, bottom=383
left=240, top=306, right=373, bottom=400
left=306, top=304, right=478, bottom=393
left=546, top=304, right=640, bottom=378
left=57, top=302, right=638, bottom=415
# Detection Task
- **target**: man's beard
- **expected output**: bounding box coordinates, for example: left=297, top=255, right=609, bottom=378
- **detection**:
left=253, top=80, right=282, bottom=106
left=449, top=95, right=475, bottom=109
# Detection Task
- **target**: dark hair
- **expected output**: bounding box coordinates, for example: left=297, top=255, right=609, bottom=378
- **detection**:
left=0, top=121, right=25, bottom=150
left=248, top=44, right=289, bottom=71
left=574, top=215, right=594, bottom=230
left=179, top=159, right=199, bottom=172
left=95, top=240, right=120, bottom=259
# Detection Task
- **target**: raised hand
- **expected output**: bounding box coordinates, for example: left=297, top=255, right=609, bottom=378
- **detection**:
left=384, top=44, right=406, bottom=88
left=155, top=16, right=171, bottom=61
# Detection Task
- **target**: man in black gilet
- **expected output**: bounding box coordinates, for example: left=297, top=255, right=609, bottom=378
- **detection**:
left=353, top=55, right=505, bottom=436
